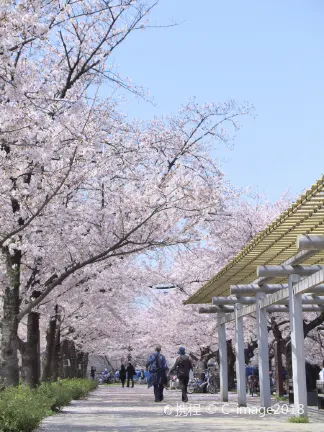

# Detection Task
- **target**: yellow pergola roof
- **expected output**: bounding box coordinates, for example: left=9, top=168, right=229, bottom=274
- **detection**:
left=185, top=174, right=324, bottom=305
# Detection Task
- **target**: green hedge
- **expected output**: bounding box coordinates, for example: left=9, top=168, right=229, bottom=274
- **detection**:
left=0, top=379, right=98, bottom=432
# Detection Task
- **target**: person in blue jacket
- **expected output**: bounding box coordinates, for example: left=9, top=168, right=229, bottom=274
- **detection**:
left=146, top=344, right=168, bottom=402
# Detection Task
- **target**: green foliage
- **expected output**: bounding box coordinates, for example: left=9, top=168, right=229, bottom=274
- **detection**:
left=0, top=379, right=98, bottom=432
left=0, top=385, right=52, bottom=432
left=275, top=395, right=288, bottom=402
left=60, top=378, right=98, bottom=400
left=287, top=416, right=309, bottom=423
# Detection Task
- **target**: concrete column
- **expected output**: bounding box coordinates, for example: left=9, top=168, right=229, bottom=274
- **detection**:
left=256, top=293, right=271, bottom=408
left=235, top=303, right=246, bottom=406
left=217, top=313, right=228, bottom=402
left=289, top=274, right=308, bottom=418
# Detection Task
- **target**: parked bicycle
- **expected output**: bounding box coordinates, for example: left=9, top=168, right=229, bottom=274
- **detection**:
left=187, top=369, right=218, bottom=394
left=247, top=375, right=259, bottom=396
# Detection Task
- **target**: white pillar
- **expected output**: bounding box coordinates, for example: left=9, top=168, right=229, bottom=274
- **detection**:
left=217, top=313, right=228, bottom=402
left=235, top=303, right=246, bottom=406
left=289, top=274, right=308, bottom=418
left=256, top=293, right=271, bottom=408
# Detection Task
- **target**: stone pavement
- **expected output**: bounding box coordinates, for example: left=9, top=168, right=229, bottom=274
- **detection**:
left=37, top=385, right=324, bottom=432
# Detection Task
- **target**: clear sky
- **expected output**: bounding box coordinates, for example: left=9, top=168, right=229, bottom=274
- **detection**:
left=109, top=0, right=324, bottom=201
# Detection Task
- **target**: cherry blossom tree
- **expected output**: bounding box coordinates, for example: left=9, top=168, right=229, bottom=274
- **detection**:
left=1, top=0, right=161, bottom=385
left=21, top=191, right=324, bottom=386
left=0, top=0, right=257, bottom=387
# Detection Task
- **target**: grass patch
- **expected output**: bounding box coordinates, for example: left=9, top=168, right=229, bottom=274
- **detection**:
left=288, top=416, right=309, bottom=423
left=275, top=395, right=289, bottom=402
left=0, top=379, right=98, bottom=432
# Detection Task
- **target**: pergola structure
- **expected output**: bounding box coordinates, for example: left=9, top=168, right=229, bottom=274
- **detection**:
left=185, top=175, right=324, bottom=418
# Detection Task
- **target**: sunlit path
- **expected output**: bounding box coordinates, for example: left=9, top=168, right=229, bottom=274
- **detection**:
left=37, top=385, right=323, bottom=432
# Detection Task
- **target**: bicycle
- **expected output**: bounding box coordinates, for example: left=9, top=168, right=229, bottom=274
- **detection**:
left=247, top=375, right=259, bottom=397
left=187, top=370, right=219, bottom=394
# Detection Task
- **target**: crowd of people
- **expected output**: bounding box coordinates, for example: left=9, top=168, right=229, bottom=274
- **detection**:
left=90, top=345, right=193, bottom=403
left=90, top=350, right=324, bottom=404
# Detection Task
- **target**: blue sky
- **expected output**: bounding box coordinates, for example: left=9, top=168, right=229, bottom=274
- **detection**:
left=108, top=0, right=324, bottom=201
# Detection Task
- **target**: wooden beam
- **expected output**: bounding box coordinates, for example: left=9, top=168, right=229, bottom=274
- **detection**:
left=199, top=306, right=219, bottom=314
left=216, top=306, right=234, bottom=312
left=297, top=235, right=324, bottom=251
left=212, top=296, right=255, bottom=305
left=199, top=305, right=234, bottom=314
left=267, top=305, right=324, bottom=312
left=231, top=284, right=324, bottom=295
left=251, top=249, right=319, bottom=286
left=257, top=265, right=324, bottom=278
left=231, top=284, right=288, bottom=295
left=260, top=288, right=289, bottom=309
left=219, top=250, right=321, bottom=323
left=293, top=268, right=324, bottom=296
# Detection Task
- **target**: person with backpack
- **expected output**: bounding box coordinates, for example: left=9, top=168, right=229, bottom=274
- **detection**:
left=146, top=344, right=168, bottom=402
left=170, top=346, right=193, bottom=403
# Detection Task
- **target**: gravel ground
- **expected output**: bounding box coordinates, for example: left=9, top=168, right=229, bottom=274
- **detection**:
left=36, top=385, right=324, bottom=432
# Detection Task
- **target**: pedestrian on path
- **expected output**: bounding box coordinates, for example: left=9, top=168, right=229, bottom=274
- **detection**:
left=146, top=344, right=168, bottom=402
left=126, top=362, right=135, bottom=387
left=90, top=366, right=96, bottom=380
left=120, top=364, right=126, bottom=388
left=170, top=346, right=193, bottom=403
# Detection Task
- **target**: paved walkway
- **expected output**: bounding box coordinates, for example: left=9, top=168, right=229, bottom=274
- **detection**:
left=37, top=385, right=324, bottom=432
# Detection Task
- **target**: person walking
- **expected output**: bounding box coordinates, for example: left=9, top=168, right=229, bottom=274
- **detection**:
left=146, top=344, right=168, bottom=402
left=90, top=366, right=96, bottom=380
left=170, top=346, right=193, bottom=403
left=126, top=361, right=135, bottom=387
left=120, top=364, right=126, bottom=388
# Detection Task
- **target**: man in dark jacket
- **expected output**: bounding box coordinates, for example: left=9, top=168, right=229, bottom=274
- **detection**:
left=90, top=366, right=96, bottom=380
left=126, top=362, right=135, bottom=387
left=170, top=346, right=193, bottom=402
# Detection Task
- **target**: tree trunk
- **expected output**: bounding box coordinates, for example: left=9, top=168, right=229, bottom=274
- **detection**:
left=82, top=352, right=89, bottom=378
left=76, top=351, right=83, bottom=378
left=274, top=340, right=284, bottom=396
left=60, top=339, right=71, bottom=378
left=21, top=312, right=40, bottom=388
left=0, top=248, right=21, bottom=387
left=42, top=317, right=57, bottom=381
left=51, top=323, right=61, bottom=381
left=0, top=294, right=3, bottom=367
left=104, top=355, right=115, bottom=372
left=18, top=337, right=27, bottom=383
left=285, top=341, right=292, bottom=379
left=69, top=340, right=77, bottom=378
left=227, top=339, right=236, bottom=390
